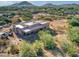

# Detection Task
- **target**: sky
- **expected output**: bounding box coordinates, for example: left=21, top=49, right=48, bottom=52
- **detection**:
left=0, top=1, right=79, bottom=6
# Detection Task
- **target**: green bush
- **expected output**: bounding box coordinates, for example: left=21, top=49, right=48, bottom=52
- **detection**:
left=33, top=40, right=44, bottom=56
left=38, top=30, right=56, bottom=50
left=61, top=42, right=77, bottom=56
left=0, top=16, right=11, bottom=25
left=19, top=41, right=37, bottom=57
left=68, top=16, right=79, bottom=45
left=68, top=27, right=79, bottom=45
left=21, top=16, right=31, bottom=21
left=68, top=16, right=79, bottom=26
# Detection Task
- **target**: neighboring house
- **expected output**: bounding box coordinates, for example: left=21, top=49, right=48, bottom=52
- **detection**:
left=13, top=20, right=49, bottom=39
left=0, top=14, right=3, bottom=16
left=64, top=11, right=79, bottom=15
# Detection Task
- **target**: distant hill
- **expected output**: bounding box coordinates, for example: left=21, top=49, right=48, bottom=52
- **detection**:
left=1, top=1, right=79, bottom=8
left=42, top=3, right=79, bottom=8
left=11, top=1, right=35, bottom=7
left=42, top=3, right=57, bottom=7
left=60, top=4, right=79, bottom=8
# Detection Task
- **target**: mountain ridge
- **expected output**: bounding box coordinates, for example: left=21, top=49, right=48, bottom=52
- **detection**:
left=11, top=1, right=35, bottom=7
left=1, top=1, right=79, bottom=8
left=42, top=3, right=57, bottom=7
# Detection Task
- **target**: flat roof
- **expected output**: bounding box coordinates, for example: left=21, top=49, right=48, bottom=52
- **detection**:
left=15, top=25, right=24, bottom=28
left=14, top=20, right=48, bottom=33
left=23, top=29, right=31, bottom=33
left=24, top=22, right=34, bottom=26
left=0, top=32, right=5, bottom=35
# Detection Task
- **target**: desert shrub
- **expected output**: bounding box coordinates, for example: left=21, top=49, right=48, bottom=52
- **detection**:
left=67, top=15, right=74, bottom=19
left=0, top=21, right=6, bottom=25
left=38, top=30, right=56, bottom=50
left=10, top=45, right=19, bottom=55
left=0, top=40, right=9, bottom=46
left=68, top=16, right=79, bottom=26
left=61, top=42, right=77, bottom=56
left=68, top=16, right=79, bottom=45
left=68, top=26, right=79, bottom=45
left=0, top=16, right=11, bottom=25
left=19, top=41, right=37, bottom=57
left=43, top=17, right=52, bottom=21
left=21, top=16, right=31, bottom=21
left=0, top=40, right=5, bottom=45
left=33, top=40, right=44, bottom=56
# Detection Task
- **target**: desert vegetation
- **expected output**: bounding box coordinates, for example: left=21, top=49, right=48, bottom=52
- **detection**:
left=0, top=1, right=79, bottom=57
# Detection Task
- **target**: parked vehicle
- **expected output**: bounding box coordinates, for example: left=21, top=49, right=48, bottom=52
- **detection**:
left=1, top=33, right=9, bottom=40
left=0, top=26, right=3, bottom=29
